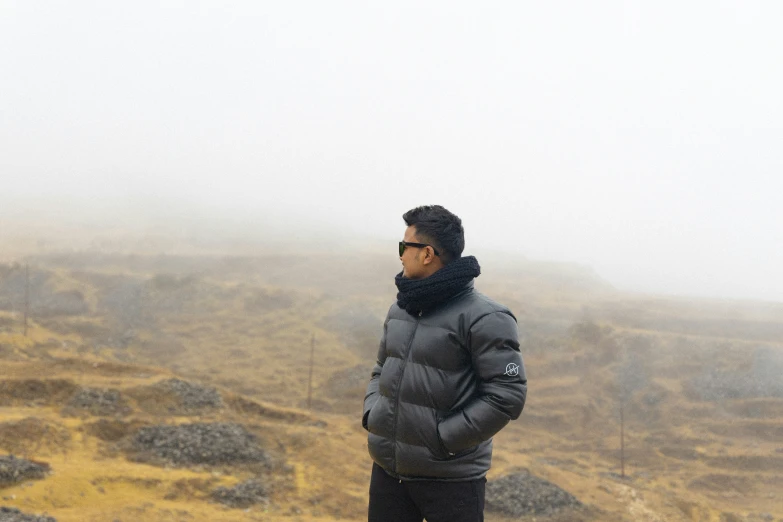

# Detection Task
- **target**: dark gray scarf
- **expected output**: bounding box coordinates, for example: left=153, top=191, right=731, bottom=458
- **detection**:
left=395, top=256, right=481, bottom=316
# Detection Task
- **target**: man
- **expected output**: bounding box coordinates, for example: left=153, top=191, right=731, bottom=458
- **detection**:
left=362, top=205, right=527, bottom=522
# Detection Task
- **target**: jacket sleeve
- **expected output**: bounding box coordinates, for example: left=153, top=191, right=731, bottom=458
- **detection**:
left=362, top=316, right=389, bottom=430
left=437, top=311, right=527, bottom=453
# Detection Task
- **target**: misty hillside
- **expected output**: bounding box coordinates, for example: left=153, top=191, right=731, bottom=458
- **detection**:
left=0, top=237, right=781, bottom=521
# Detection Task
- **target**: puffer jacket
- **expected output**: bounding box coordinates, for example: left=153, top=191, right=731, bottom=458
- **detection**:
left=362, top=281, right=527, bottom=481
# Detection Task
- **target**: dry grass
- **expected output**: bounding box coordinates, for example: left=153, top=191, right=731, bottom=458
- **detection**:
left=0, top=246, right=781, bottom=521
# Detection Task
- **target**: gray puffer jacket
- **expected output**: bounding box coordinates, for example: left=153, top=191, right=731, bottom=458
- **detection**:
left=362, top=281, right=527, bottom=481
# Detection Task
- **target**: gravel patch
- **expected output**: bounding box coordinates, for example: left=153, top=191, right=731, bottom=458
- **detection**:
left=211, top=479, right=268, bottom=508
left=63, top=388, right=131, bottom=417
left=129, top=423, right=269, bottom=467
left=0, top=507, right=56, bottom=522
left=129, top=378, right=223, bottom=416
left=0, top=456, right=49, bottom=487
left=152, top=379, right=223, bottom=411
left=486, top=469, right=583, bottom=517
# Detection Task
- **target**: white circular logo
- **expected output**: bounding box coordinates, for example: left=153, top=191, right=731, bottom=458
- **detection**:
left=504, top=363, right=520, bottom=376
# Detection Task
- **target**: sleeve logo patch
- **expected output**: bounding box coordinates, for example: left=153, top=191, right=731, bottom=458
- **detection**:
left=504, top=363, right=520, bottom=376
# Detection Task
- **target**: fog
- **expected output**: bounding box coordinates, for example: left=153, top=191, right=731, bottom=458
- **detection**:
left=2, top=1, right=781, bottom=302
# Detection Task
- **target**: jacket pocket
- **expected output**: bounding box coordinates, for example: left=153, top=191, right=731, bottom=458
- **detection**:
left=433, top=414, right=450, bottom=459
left=434, top=416, right=479, bottom=460
left=448, top=444, right=479, bottom=460
left=362, top=408, right=371, bottom=431
left=366, top=398, right=383, bottom=433
left=432, top=442, right=479, bottom=461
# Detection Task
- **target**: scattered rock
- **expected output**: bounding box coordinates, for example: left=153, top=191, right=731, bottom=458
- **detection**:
left=0, top=506, right=56, bottom=522
left=485, top=469, right=583, bottom=517
left=63, top=388, right=131, bottom=417
left=128, top=379, right=222, bottom=416
left=152, top=378, right=222, bottom=411
left=128, top=423, right=269, bottom=467
left=0, top=456, right=49, bottom=487
left=211, top=479, right=267, bottom=508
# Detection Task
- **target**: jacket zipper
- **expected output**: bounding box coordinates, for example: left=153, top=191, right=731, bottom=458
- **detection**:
left=392, top=311, right=422, bottom=474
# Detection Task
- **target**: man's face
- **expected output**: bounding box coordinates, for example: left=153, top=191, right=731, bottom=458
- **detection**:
left=400, top=225, right=428, bottom=279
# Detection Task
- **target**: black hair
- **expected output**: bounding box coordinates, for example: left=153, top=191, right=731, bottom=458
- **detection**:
left=402, top=205, right=465, bottom=264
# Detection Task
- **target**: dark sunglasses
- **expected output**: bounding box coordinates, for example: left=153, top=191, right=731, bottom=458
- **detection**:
left=399, top=241, right=440, bottom=257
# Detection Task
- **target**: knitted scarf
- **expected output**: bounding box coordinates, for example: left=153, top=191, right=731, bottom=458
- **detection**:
left=395, top=256, right=481, bottom=316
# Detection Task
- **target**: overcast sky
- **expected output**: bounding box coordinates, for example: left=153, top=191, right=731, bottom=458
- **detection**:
left=1, top=1, right=782, bottom=302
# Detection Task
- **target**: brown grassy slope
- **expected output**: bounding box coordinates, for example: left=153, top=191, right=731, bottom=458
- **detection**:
left=1, top=247, right=782, bottom=521
left=0, top=352, right=375, bottom=522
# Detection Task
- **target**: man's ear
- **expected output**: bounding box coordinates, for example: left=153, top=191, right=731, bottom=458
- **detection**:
left=422, top=247, right=435, bottom=265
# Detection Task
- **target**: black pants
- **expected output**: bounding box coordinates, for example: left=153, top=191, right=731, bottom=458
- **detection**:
left=368, top=463, right=485, bottom=522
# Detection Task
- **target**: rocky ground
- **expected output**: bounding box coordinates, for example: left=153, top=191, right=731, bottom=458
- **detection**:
left=485, top=469, right=583, bottom=518
left=150, top=378, right=223, bottom=412
left=0, top=457, right=49, bottom=487
left=128, top=378, right=223, bottom=416
left=211, top=479, right=268, bottom=508
left=0, top=507, right=56, bottom=522
left=127, top=422, right=269, bottom=467
left=62, top=387, right=131, bottom=417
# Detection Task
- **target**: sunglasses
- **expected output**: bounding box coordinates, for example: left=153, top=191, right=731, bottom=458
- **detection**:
left=399, top=241, right=441, bottom=257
